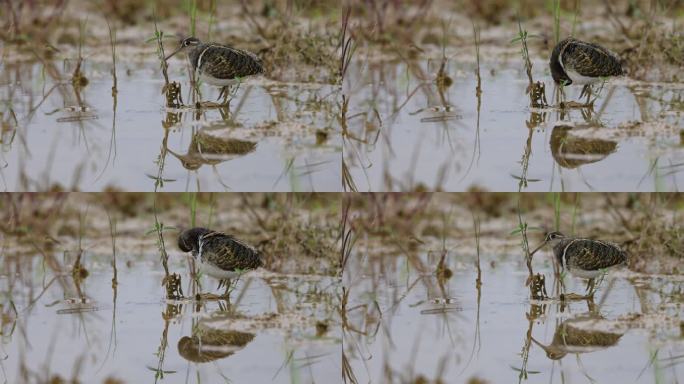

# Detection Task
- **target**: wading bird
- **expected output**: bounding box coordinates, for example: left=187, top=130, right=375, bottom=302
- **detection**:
left=550, top=38, right=623, bottom=105
left=530, top=231, right=628, bottom=297
left=531, top=315, right=623, bottom=360
left=178, top=227, right=263, bottom=297
left=165, top=37, right=264, bottom=106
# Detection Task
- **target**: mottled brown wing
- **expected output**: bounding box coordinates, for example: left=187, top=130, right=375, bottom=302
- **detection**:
left=200, top=45, right=264, bottom=80
left=193, top=133, right=257, bottom=156
left=200, top=231, right=263, bottom=272
left=550, top=126, right=617, bottom=169
left=565, top=239, right=626, bottom=271
left=553, top=323, right=622, bottom=347
left=562, top=41, right=623, bottom=78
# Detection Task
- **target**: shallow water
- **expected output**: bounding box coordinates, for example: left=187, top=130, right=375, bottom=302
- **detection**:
left=343, top=60, right=684, bottom=191
left=0, top=255, right=340, bottom=383
left=0, top=61, right=341, bottom=192
left=343, top=251, right=683, bottom=383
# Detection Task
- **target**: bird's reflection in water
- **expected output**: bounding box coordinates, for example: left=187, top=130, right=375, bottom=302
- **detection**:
left=178, top=320, right=256, bottom=363
left=550, top=124, right=617, bottom=169
left=167, top=128, right=257, bottom=171
left=532, top=313, right=624, bottom=360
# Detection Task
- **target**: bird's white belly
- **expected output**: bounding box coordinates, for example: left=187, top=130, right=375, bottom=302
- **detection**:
left=567, top=266, right=604, bottom=279
left=199, top=261, right=241, bottom=280
left=198, top=72, right=240, bottom=87
left=565, top=68, right=599, bottom=85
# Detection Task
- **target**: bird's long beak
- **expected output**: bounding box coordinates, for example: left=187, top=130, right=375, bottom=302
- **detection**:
left=164, top=45, right=183, bottom=61
left=529, top=240, right=547, bottom=257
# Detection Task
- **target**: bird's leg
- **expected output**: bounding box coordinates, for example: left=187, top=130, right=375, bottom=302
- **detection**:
left=585, top=278, right=596, bottom=299
left=226, top=275, right=242, bottom=295
left=586, top=85, right=592, bottom=105
left=578, top=84, right=593, bottom=107
left=221, top=278, right=232, bottom=299
left=217, top=86, right=228, bottom=102
left=218, top=85, right=232, bottom=108
left=578, top=84, right=587, bottom=100
left=218, top=105, right=230, bottom=121
left=230, top=80, right=242, bottom=97
left=586, top=296, right=598, bottom=314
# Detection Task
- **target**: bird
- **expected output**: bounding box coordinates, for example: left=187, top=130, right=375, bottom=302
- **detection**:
left=178, top=227, right=263, bottom=297
left=549, top=38, right=623, bottom=105
left=550, top=124, right=617, bottom=169
left=167, top=129, right=257, bottom=171
left=530, top=231, right=628, bottom=296
left=165, top=36, right=264, bottom=105
left=178, top=325, right=255, bottom=363
left=531, top=315, right=623, bottom=360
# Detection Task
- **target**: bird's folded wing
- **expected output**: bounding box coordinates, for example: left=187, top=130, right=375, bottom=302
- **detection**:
left=562, top=42, right=622, bottom=78
left=201, top=46, right=264, bottom=80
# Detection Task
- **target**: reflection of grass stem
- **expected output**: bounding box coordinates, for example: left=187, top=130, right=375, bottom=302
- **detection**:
left=153, top=307, right=173, bottom=383
left=153, top=127, right=170, bottom=191
left=72, top=206, right=89, bottom=280
left=340, top=196, right=356, bottom=273
left=97, top=22, right=118, bottom=182
left=342, top=160, right=358, bottom=192
left=107, top=210, right=118, bottom=288
left=473, top=213, right=482, bottom=288
left=71, top=19, right=88, bottom=88
left=459, top=213, right=482, bottom=375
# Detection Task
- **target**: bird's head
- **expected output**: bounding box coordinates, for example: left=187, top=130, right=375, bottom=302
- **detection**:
left=544, top=231, right=566, bottom=245
left=178, top=227, right=211, bottom=254
left=531, top=336, right=567, bottom=360
left=530, top=231, right=566, bottom=256
left=165, top=36, right=201, bottom=61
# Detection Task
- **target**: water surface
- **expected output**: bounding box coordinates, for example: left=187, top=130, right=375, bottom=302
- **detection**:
left=0, top=61, right=341, bottom=191
left=343, top=60, right=684, bottom=191
left=0, top=254, right=340, bottom=383
left=343, top=251, right=683, bottom=383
